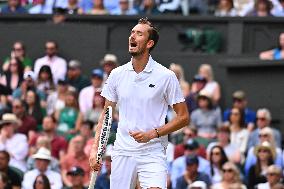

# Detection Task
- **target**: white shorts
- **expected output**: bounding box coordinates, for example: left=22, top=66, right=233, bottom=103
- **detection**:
left=110, top=151, right=167, bottom=189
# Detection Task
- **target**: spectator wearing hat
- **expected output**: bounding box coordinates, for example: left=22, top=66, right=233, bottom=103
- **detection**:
left=100, top=53, right=118, bottom=81
left=185, top=75, right=207, bottom=113
left=34, top=41, right=67, bottom=84
left=247, top=141, right=276, bottom=188
left=176, top=154, right=211, bottom=189
left=79, top=69, right=104, bottom=115
left=11, top=98, right=37, bottom=136
left=191, top=89, right=222, bottom=140
left=0, top=0, right=27, bottom=14
left=171, top=139, right=210, bottom=188
left=0, top=150, right=22, bottom=189
left=206, top=125, right=241, bottom=164
left=29, top=115, right=68, bottom=160
left=0, top=113, right=28, bottom=172
left=248, top=108, right=281, bottom=150
left=22, top=147, right=63, bottom=189
left=223, top=90, right=256, bottom=131
left=63, top=166, right=86, bottom=189
left=256, top=165, right=283, bottom=189
left=12, top=70, right=46, bottom=107
left=65, top=60, right=90, bottom=93
left=111, top=0, right=138, bottom=15
left=60, top=135, right=90, bottom=187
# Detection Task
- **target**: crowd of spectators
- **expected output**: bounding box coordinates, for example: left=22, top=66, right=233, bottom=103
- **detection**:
left=0, top=39, right=283, bottom=189
left=0, top=0, right=284, bottom=17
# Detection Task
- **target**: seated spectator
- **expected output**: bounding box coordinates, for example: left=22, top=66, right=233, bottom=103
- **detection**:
left=77, top=120, right=95, bottom=156
left=27, top=136, right=60, bottom=173
left=246, top=0, right=273, bottom=16
left=247, top=108, right=282, bottom=149
left=207, top=125, right=241, bottom=164
left=215, top=0, right=237, bottom=16
left=79, top=69, right=104, bottom=115
left=100, top=53, right=118, bottom=81
left=22, top=147, right=63, bottom=189
left=173, top=126, right=207, bottom=159
left=0, top=0, right=27, bottom=13
left=0, top=57, right=24, bottom=95
left=185, top=75, right=207, bottom=113
left=0, top=150, right=22, bottom=189
left=223, top=90, right=256, bottom=131
left=198, top=64, right=221, bottom=105
left=2, top=41, right=32, bottom=72
left=247, top=141, right=275, bottom=188
left=60, top=135, right=90, bottom=187
left=272, top=0, right=284, bottom=16
left=12, top=99, right=37, bottom=136
left=29, top=115, right=68, bottom=159
left=24, top=89, right=45, bottom=126
left=191, top=90, right=222, bottom=139
left=0, top=113, right=28, bottom=172
left=259, top=32, right=284, bottom=60
left=63, top=166, right=85, bottom=189
left=33, top=174, right=51, bottom=189
left=78, top=0, right=93, bottom=14
left=55, top=91, right=79, bottom=141
left=52, top=7, right=68, bottom=24
left=46, top=79, right=69, bottom=116
left=244, top=127, right=282, bottom=177
left=228, top=107, right=249, bottom=156
left=176, top=154, right=211, bottom=189
left=65, top=60, right=90, bottom=93
left=138, top=0, right=160, bottom=15
left=256, top=165, right=283, bottom=189
left=29, top=0, right=53, bottom=14
left=12, top=71, right=46, bottom=107
left=36, top=65, right=56, bottom=96
left=89, top=0, right=109, bottom=14
left=208, top=145, right=228, bottom=184
left=34, top=41, right=67, bottom=84
left=233, top=0, right=254, bottom=16
left=111, top=0, right=138, bottom=15
left=171, top=139, right=210, bottom=188
left=212, top=162, right=247, bottom=189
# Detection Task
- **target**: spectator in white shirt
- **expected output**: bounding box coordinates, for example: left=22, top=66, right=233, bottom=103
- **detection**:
left=256, top=165, right=283, bottom=189
left=34, top=41, right=67, bottom=84
left=22, top=147, right=63, bottom=189
left=0, top=113, right=28, bottom=172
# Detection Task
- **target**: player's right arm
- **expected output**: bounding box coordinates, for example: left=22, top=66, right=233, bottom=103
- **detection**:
left=89, top=99, right=116, bottom=171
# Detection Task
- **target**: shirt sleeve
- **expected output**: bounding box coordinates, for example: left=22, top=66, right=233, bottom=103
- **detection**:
left=101, top=71, right=118, bottom=103
left=165, top=72, right=185, bottom=106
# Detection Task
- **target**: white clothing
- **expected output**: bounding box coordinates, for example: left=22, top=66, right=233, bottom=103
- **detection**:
left=46, top=92, right=65, bottom=115
left=210, top=166, right=222, bottom=184
left=257, top=182, right=270, bottom=189
left=29, top=4, right=53, bottom=14
left=79, top=85, right=102, bottom=114
left=158, top=0, right=181, bottom=12
left=0, top=133, right=28, bottom=172
left=34, top=55, right=67, bottom=84
left=230, top=128, right=249, bottom=154
left=22, top=169, right=63, bottom=189
left=207, top=142, right=240, bottom=160
left=202, top=81, right=219, bottom=98
left=101, top=56, right=184, bottom=155
left=110, top=151, right=167, bottom=189
left=215, top=9, right=238, bottom=16
left=233, top=0, right=254, bottom=16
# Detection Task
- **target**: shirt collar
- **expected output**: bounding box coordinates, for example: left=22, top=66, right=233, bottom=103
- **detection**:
left=126, top=55, right=154, bottom=73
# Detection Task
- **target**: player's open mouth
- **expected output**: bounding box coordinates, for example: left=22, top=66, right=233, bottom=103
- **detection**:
left=130, top=42, right=137, bottom=47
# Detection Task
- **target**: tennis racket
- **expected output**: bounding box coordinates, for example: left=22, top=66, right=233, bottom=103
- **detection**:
left=88, top=106, right=113, bottom=189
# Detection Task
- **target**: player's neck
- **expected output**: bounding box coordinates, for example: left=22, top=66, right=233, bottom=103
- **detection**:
left=132, top=53, right=150, bottom=73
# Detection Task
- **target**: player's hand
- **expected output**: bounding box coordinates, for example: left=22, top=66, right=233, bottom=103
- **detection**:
left=89, top=151, right=102, bottom=172
left=129, top=130, right=157, bottom=143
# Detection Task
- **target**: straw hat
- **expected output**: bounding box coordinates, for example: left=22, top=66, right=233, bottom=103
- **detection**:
left=0, top=113, right=18, bottom=127
left=254, top=141, right=276, bottom=159
left=32, top=147, right=52, bottom=161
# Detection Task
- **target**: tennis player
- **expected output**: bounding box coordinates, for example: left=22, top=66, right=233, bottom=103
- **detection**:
left=89, top=18, right=189, bottom=189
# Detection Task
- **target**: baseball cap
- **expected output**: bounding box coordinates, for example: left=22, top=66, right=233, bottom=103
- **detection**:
left=57, top=79, right=68, bottom=85
left=100, top=54, right=118, bottom=66
left=0, top=113, right=18, bottom=127
left=91, top=69, right=104, bottom=79
left=24, top=71, right=36, bottom=80
left=186, top=154, right=199, bottom=165
left=232, top=90, right=246, bottom=100
left=184, top=139, right=199, bottom=150
left=68, top=60, right=81, bottom=69
left=67, top=166, right=85, bottom=176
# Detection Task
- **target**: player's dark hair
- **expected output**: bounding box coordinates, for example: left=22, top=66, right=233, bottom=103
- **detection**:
left=138, top=18, right=159, bottom=52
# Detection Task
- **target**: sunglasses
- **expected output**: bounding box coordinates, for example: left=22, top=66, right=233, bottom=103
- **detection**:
left=13, top=48, right=23, bottom=51
left=212, top=151, right=221, bottom=155
left=267, top=173, right=278, bottom=176
left=184, top=133, right=193, bottom=137
left=257, top=117, right=267, bottom=121
left=259, top=134, right=268, bottom=137
left=223, top=168, right=234, bottom=173
left=258, top=149, right=269, bottom=153
left=230, top=112, right=240, bottom=116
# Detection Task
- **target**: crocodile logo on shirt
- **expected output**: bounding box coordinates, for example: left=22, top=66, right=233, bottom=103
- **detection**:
left=149, top=84, right=155, bottom=88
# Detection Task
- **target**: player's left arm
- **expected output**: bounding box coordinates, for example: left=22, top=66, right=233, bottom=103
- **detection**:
left=130, top=102, right=189, bottom=143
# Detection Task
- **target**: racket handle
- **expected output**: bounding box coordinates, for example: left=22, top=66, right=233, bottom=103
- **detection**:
left=88, top=171, right=98, bottom=189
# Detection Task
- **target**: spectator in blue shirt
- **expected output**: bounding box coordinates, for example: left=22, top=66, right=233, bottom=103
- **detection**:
left=1, top=0, right=27, bottom=14
left=111, top=0, right=138, bottom=15
left=223, top=90, right=256, bottom=131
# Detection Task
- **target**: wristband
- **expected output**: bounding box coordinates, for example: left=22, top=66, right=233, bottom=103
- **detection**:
left=154, top=128, right=160, bottom=138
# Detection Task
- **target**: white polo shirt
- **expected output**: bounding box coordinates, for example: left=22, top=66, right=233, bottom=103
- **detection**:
left=101, top=56, right=184, bottom=155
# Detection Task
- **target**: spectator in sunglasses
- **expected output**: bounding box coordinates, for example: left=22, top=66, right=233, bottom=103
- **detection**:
left=256, top=165, right=283, bottom=189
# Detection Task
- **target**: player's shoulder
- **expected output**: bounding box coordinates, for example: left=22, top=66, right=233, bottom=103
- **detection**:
left=108, top=62, right=129, bottom=76
left=153, top=61, right=176, bottom=78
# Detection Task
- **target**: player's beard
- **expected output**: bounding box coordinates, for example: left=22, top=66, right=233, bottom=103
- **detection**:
left=129, top=42, right=147, bottom=57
